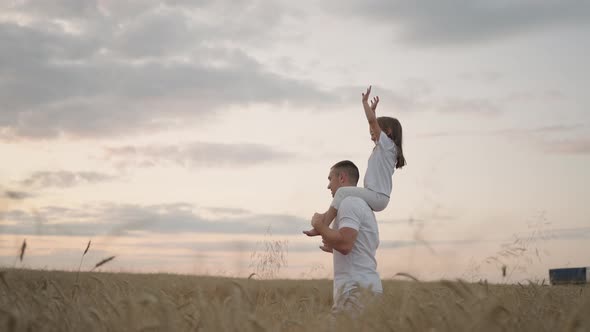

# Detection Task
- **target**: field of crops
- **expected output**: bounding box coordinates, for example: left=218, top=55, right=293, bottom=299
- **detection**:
left=0, top=268, right=588, bottom=331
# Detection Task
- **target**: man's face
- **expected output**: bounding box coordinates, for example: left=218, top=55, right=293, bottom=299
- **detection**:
left=327, top=168, right=342, bottom=197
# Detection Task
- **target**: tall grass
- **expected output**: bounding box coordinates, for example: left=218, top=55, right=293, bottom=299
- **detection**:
left=248, top=227, right=288, bottom=280
left=1, top=215, right=586, bottom=331
left=0, top=269, right=588, bottom=331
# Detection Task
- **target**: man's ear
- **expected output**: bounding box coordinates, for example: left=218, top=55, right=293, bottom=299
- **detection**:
left=339, top=172, right=347, bottom=183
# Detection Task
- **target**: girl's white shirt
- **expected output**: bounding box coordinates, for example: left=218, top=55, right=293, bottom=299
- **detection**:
left=363, top=131, right=397, bottom=197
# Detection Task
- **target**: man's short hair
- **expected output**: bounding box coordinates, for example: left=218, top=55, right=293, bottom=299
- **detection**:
left=331, top=160, right=359, bottom=185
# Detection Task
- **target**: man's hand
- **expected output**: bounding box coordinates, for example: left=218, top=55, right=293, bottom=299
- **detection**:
left=320, top=245, right=333, bottom=253
left=320, top=237, right=333, bottom=253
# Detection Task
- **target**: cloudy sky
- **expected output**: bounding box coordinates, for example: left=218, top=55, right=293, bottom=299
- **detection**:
left=1, top=0, right=589, bottom=283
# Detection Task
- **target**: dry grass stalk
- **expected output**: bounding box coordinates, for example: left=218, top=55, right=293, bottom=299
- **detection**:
left=19, top=239, right=26, bottom=262
left=1, top=269, right=589, bottom=331
left=74, top=240, right=93, bottom=291
left=83, top=240, right=91, bottom=255
left=91, top=256, right=116, bottom=271
left=394, top=272, right=420, bottom=282
left=12, top=238, right=27, bottom=267
left=249, top=230, right=288, bottom=279
left=0, top=271, right=9, bottom=289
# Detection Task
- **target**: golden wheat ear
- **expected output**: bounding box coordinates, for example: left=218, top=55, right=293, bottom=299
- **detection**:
left=14, top=239, right=27, bottom=267
left=19, top=239, right=27, bottom=262
left=91, top=256, right=116, bottom=271
left=75, top=240, right=93, bottom=285
left=83, top=240, right=91, bottom=255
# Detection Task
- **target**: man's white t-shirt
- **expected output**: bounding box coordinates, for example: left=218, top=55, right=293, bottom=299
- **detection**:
left=364, top=131, right=397, bottom=197
left=333, top=196, right=382, bottom=303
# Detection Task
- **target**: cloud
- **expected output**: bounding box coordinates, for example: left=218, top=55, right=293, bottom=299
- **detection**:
left=3, top=190, right=34, bottom=200
left=203, top=206, right=251, bottom=216
left=19, top=171, right=118, bottom=188
left=417, top=124, right=590, bottom=155
left=417, top=123, right=585, bottom=138
left=458, top=71, right=504, bottom=83
left=541, top=138, right=590, bottom=155
left=417, top=123, right=590, bottom=155
left=335, top=84, right=509, bottom=116
left=91, top=238, right=311, bottom=254
left=493, top=124, right=585, bottom=136
left=493, top=125, right=590, bottom=155
left=546, top=226, right=590, bottom=240
left=335, top=84, right=430, bottom=113
left=104, top=142, right=294, bottom=169
left=5, top=0, right=106, bottom=20
left=0, top=1, right=334, bottom=140
left=0, top=203, right=306, bottom=237
left=7, top=0, right=297, bottom=42
left=379, top=238, right=482, bottom=250
left=437, top=98, right=501, bottom=115
left=325, top=0, right=590, bottom=45
left=502, top=90, right=566, bottom=104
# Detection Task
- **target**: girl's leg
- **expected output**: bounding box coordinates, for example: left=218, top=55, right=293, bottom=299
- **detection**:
left=332, top=187, right=390, bottom=212
left=305, top=188, right=390, bottom=237
left=321, top=188, right=387, bottom=228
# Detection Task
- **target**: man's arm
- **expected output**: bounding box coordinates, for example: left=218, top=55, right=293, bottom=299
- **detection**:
left=312, top=213, right=357, bottom=255
left=322, top=227, right=357, bottom=255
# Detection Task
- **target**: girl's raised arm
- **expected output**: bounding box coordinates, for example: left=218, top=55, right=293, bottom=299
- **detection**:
left=362, top=86, right=381, bottom=142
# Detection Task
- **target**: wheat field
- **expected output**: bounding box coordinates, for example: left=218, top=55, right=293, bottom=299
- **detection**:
left=0, top=268, right=588, bottom=331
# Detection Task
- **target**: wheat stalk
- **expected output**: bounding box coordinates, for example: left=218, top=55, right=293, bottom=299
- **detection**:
left=0, top=271, right=9, bottom=289
left=75, top=240, right=92, bottom=285
left=13, top=239, right=27, bottom=267
left=91, top=255, right=116, bottom=271
left=394, top=272, right=420, bottom=282
left=19, top=239, right=26, bottom=262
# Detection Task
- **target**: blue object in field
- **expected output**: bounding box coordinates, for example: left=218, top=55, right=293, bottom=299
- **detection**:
left=549, top=267, right=589, bottom=285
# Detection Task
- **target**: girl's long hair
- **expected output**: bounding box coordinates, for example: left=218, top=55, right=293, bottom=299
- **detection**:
left=377, top=116, right=406, bottom=169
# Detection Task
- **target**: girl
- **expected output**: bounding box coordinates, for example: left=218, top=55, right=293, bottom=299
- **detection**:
left=304, top=85, right=406, bottom=236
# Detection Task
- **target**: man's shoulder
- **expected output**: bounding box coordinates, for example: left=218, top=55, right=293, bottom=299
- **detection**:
left=338, top=196, right=376, bottom=226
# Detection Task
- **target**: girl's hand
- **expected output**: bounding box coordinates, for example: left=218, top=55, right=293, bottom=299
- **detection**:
left=370, top=96, right=379, bottom=112
left=362, top=85, right=381, bottom=140
left=361, top=85, right=372, bottom=103
left=311, top=213, right=324, bottom=230
left=303, top=228, right=320, bottom=237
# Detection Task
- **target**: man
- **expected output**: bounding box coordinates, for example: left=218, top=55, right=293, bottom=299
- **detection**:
left=310, top=160, right=382, bottom=314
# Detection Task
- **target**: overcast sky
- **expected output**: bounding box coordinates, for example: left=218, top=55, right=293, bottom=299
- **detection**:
left=1, top=0, right=589, bottom=282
